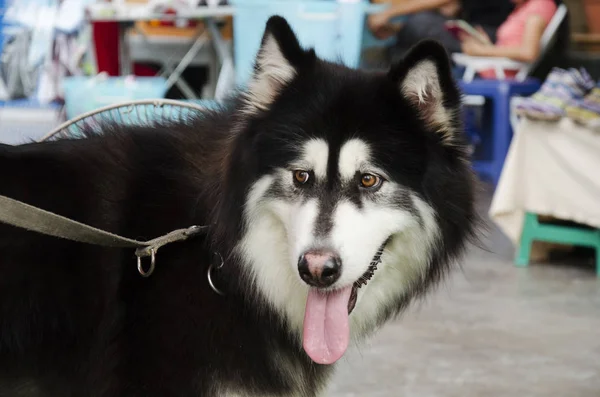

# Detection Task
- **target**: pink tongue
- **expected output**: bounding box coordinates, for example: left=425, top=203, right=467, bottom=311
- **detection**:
left=302, top=286, right=352, bottom=365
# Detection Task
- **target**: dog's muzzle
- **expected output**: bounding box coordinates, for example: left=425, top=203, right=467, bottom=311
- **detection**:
left=297, top=249, right=342, bottom=288
left=297, top=237, right=391, bottom=313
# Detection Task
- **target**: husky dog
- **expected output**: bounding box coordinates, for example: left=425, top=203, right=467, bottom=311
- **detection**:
left=0, top=16, right=476, bottom=397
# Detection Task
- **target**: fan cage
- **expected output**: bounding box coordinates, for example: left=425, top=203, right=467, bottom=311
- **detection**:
left=40, top=99, right=211, bottom=142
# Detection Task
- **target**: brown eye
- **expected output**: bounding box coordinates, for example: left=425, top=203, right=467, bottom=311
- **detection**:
left=360, top=173, right=381, bottom=189
left=294, top=170, right=310, bottom=185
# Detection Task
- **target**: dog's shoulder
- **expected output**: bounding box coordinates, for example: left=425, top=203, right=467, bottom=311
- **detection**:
left=0, top=121, right=212, bottom=241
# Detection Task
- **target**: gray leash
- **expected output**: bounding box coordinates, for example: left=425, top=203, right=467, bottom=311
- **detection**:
left=0, top=195, right=206, bottom=277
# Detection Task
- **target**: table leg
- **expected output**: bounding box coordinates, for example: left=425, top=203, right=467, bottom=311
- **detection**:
left=160, top=64, right=198, bottom=100
left=205, top=18, right=235, bottom=100
left=164, top=31, right=209, bottom=96
left=118, top=22, right=133, bottom=76
left=491, top=84, right=511, bottom=186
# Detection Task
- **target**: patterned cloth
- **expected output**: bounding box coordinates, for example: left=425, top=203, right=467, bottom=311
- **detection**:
left=565, top=85, right=600, bottom=131
left=515, top=68, right=595, bottom=121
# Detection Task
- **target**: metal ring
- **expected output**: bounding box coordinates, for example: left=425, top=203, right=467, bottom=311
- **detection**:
left=207, top=262, right=225, bottom=296
left=137, top=249, right=156, bottom=277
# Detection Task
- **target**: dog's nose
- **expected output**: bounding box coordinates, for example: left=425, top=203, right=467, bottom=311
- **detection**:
left=298, top=250, right=341, bottom=288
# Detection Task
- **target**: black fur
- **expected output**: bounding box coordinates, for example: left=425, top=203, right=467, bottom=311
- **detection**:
left=0, top=17, right=476, bottom=396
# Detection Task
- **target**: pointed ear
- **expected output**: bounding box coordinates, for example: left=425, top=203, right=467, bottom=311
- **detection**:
left=389, top=40, right=462, bottom=144
left=243, top=16, right=311, bottom=113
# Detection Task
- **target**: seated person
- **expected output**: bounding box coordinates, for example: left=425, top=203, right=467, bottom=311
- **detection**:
left=459, top=0, right=560, bottom=79
left=368, top=0, right=515, bottom=61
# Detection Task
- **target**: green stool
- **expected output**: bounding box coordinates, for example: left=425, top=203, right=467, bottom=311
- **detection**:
left=515, top=212, right=600, bottom=276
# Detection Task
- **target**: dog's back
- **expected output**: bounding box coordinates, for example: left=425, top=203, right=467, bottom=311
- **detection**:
left=0, top=126, right=210, bottom=395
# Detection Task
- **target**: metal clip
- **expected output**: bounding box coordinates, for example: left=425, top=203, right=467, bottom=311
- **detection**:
left=137, top=248, right=156, bottom=277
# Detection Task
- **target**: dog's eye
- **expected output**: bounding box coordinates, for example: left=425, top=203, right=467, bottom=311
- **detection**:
left=360, top=173, right=382, bottom=189
left=294, top=170, right=310, bottom=185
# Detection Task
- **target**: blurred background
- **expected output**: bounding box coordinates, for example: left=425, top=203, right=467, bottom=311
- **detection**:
left=0, top=0, right=599, bottom=395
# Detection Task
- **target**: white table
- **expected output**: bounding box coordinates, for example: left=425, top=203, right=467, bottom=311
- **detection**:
left=86, top=3, right=235, bottom=100
left=489, top=117, right=600, bottom=259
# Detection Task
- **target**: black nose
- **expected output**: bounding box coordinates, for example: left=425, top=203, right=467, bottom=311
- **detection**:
left=298, top=250, right=342, bottom=288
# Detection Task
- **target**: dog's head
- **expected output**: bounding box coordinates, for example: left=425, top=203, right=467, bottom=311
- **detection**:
left=222, top=16, right=476, bottom=365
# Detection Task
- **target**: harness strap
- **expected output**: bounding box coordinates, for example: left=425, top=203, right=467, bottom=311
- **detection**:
left=0, top=194, right=205, bottom=276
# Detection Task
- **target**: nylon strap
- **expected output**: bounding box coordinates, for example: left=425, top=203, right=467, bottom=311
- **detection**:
left=0, top=194, right=205, bottom=259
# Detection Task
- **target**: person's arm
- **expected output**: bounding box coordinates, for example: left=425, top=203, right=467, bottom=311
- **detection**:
left=461, top=15, right=547, bottom=62
left=381, top=0, right=453, bottom=18
left=368, top=0, right=453, bottom=37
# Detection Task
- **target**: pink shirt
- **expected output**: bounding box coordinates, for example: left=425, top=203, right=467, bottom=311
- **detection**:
left=479, top=0, right=557, bottom=79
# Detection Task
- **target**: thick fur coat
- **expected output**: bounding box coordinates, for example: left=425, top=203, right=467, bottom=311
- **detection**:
left=0, top=17, right=476, bottom=397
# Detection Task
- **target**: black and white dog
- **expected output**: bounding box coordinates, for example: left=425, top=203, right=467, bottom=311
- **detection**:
left=0, top=16, right=476, bottom=397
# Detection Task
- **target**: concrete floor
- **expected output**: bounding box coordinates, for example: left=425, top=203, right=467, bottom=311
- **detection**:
left=328, top=189, right=600, bottom=397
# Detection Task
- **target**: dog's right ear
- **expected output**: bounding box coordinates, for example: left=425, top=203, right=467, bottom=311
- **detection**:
left=243, top=16, right=313, bottom=113
left=388, top=40, right=462, bottom=145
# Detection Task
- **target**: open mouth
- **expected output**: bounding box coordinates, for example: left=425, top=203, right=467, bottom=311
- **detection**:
left=347, top=237, right=391, bottom=314
left=302, top=237, right=391, bottom=365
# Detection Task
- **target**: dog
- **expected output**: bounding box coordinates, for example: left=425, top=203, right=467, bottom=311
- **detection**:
left=0, top=16, right=476, bottom=397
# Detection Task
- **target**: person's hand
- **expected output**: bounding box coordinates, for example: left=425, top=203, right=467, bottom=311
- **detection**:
left=474, top=25, right=491, bottom=44
left=368, top=12, right=394, bottom=39
left=439, top=0, right=460, bottom=17
left=461, top=36, right=490, bottom=56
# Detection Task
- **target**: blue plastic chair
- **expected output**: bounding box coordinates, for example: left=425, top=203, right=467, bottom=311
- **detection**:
left=454, top=5, right=567, bottom=186
left=459, top=79, right=541, bottom=186
left=230, top=0, right=383, bottom=86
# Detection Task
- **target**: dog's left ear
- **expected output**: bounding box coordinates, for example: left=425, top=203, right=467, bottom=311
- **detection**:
left=244, top=16, right=313, bottom=113
left=389, top=40, right=462, bottom=144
